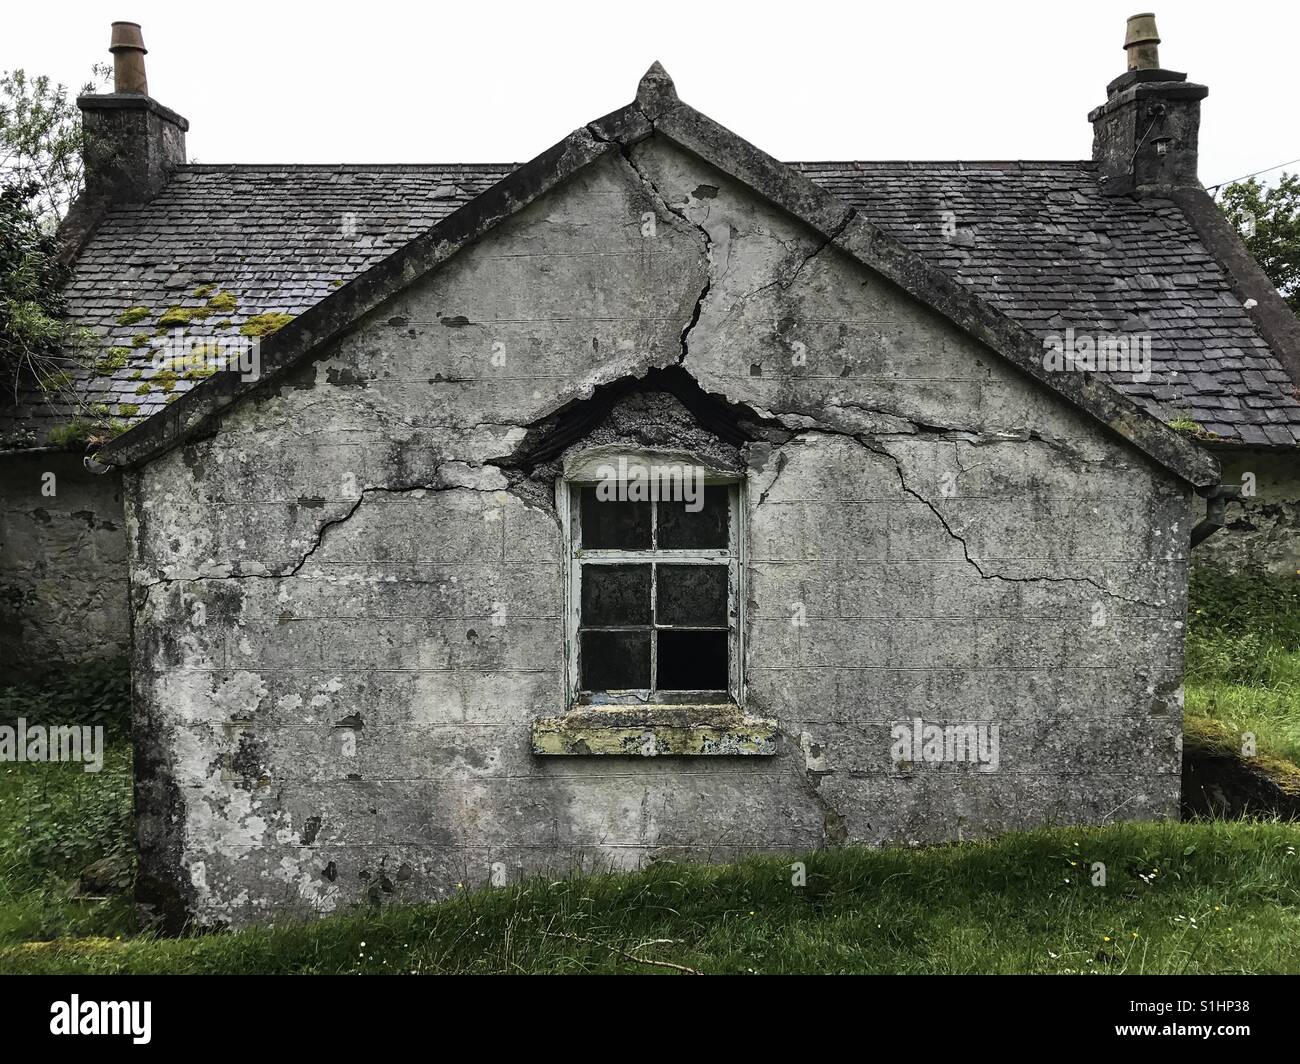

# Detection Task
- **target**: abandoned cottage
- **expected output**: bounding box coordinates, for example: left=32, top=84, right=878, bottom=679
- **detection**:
left=2, top=16, right=1299, bottom=927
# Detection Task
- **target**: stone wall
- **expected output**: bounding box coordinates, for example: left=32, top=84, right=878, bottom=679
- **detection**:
left=0, top=451, right=128, bottom=680
left=125, top=137, right=1194, bottom=927
left=1193, top=444, right=1300, bottom=576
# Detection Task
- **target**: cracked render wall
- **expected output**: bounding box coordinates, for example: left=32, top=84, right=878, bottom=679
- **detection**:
left=127, top=136, right=1194, bottom=927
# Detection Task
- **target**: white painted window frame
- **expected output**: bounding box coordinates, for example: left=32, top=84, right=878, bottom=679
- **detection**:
left=557, top=468, right=745, bottom=709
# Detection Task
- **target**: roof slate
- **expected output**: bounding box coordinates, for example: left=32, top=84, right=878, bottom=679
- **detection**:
left=4, top=157, right=1298, bottom=448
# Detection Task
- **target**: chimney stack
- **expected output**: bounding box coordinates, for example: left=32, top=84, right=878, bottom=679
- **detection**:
left=1090, top=12, right=1208, bottom=197
left=76, top=21, right=187, bottom=206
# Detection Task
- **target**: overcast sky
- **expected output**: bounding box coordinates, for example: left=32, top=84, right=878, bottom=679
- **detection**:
left=3, top=0, right=1296, bottom=190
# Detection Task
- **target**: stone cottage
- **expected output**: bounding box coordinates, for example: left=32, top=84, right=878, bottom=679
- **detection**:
left=2, top=16, right=1298, bottom=926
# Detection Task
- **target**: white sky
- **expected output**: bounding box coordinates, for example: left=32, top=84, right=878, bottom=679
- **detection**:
left=3, top=0, right=1297, bottom=190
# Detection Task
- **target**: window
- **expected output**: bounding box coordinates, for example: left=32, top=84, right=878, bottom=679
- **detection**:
left=563, top=470, right=742, bottom=707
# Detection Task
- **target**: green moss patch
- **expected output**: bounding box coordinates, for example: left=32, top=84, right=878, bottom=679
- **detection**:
left=206, top=291, right=239, bottom=314
left=92, top=348, right=130, bottom=376
left=240, top=312, right=294, bottom=337
left=115, top=306, right=150, bottom=327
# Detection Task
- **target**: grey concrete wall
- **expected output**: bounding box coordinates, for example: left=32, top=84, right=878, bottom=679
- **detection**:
left=0, top=452, right=128, bottom=680
left=126, top=137, right=1193, bottom=927
left=1194, top=444, right=1300, bottom=576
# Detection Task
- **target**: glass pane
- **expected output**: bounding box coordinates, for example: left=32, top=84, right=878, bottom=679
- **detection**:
left=656, top=630, right=728, bottom=691
left=657, top=485, right=730, bottom=549
left=580, top=486, right=651, bottom=549
left=656, top=564, right=728, bottom=627
left=581, top=630, right=651, bottom=690
left=581, top=564, right=651, bottom=626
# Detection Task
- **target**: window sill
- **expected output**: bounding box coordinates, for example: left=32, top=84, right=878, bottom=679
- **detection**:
left=532, top=704, right=779, bottom=757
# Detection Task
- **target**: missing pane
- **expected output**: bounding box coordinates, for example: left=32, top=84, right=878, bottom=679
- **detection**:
left=580, top=487, right=651, bottom=549
left=581, top=630, right=651, bottom=690
left=656, top=564, right=728, bottom=627
left=656, top=630, right=729, bottom=690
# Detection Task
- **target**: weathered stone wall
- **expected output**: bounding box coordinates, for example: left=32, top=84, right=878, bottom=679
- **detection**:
left=126, top=137, right=1193, bottom=927
left=1194, top=444, right=1300, bottom=576
left=0, top=452, right=128, bottom=680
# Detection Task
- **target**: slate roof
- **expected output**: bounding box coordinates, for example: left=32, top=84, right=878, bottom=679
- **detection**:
left=4, top=158, right=1299, bottom=449
left=793, top=160, right=1300, bottom=447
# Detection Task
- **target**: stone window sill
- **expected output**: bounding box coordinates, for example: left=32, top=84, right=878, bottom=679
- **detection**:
left=532, top=704, right=779, bottom=756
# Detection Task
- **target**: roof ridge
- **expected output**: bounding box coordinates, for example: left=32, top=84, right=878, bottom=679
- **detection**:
left=175, top=162, right=520, bottom=173
left=787, top=159, right=1096, bottom=169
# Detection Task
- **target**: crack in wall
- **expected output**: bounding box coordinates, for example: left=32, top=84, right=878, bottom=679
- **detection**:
left=776, top=724, right=848, bottom=847
left=137, top=474, right=503, bottom=589
left=761, top=427, right=1167, bottom=608
left=589, top=124, right=713, bottom=367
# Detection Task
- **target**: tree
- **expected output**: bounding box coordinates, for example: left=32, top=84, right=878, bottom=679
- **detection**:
left=0, top=178, right=73, bottom=398
left=0, top=65, right=109, bottom=224
left=0, top=66, right=107, bottom=411
left=1217, top=173, right=1300, bottom=315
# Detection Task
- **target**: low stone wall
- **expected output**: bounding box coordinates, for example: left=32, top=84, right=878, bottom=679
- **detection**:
left=1193, top=445, right=1300, bottom=577
left=0, top=451, right=128, bottom=681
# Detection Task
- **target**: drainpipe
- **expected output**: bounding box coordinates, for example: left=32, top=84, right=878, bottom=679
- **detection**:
left=1190, top=484, right=1241, bottom=547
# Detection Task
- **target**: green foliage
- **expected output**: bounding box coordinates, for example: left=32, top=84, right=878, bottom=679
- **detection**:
left=193, top=284, right=215, bottom=299
left=0, top=658, right=131, bottom=738
left=47, top=418, right=96, bottom=447
left=116, top=402, right=139, bottom=418
left=1219, top=174, right=1300, bottom=314
left=0, top=66, right=109, bottom=223
left=1168, top=416, right=1206, bottom=434
left=1185, top=568, right=1300, bottom=766
left=0, top=744, right=135, bottom=943
left=0, top=180, right=72, bottom=389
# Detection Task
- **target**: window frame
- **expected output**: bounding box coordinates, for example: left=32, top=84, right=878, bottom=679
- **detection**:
left=558, top=463, right=745, bottom=709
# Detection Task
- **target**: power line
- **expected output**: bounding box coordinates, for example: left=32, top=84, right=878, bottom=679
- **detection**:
left=1206, top=156, right=1300, bottom=194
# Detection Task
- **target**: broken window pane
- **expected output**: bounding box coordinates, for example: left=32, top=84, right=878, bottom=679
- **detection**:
left=581, top=564, right=651, bottom=626
left=656, top=564, right=728, bottom=627
left=581, top=630, right=651, bottom=690
left=656, top=630, right=728, bottom=690
left=657, top=485, right=729, bottom=549
left=580, top=487, right=651, bottom=549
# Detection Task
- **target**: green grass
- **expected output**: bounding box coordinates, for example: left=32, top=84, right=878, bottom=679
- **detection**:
left=0, top=745, right=136, bottom=946
left=0, top=661, right=136, bottom=946
left=1185, top=569, right=1300, bottom=766
left=1, top=821, right=1297, bottom=974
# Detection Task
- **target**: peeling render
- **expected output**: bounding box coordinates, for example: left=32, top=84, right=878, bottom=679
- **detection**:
left=123, top=126, right=1193, bottom=929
